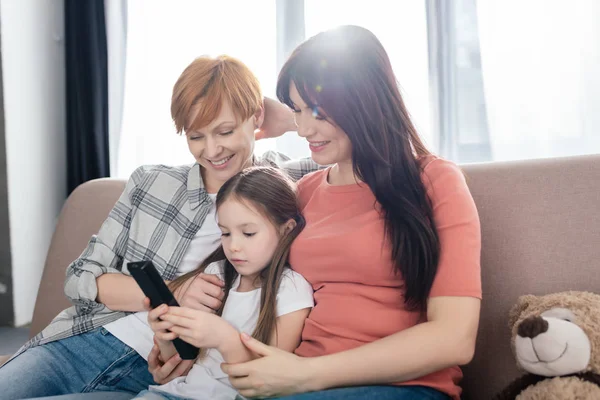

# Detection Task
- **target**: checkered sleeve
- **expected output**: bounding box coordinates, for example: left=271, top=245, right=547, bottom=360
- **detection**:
left=63, top=167, right=144, bottom=308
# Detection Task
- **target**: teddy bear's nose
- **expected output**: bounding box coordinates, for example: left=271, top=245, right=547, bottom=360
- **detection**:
left=518, top=316, right=549, bottom=339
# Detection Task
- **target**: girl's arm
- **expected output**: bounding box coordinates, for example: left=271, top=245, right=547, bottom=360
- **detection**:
left=164, top=268, right=313, bottom=364
left=219, top=308, right=311, bottom=362
left=162, top=306, right=311, bottom=364
left=268, top=307, right=310, bottom=352
left=155, top=338, right=178, bottom=363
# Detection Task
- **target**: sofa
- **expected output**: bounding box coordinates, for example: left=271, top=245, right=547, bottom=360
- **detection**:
left=1, top=154, right=600, bottom=399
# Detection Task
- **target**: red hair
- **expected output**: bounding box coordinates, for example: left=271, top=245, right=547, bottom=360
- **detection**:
left=171, top=55, right=262, bottom=134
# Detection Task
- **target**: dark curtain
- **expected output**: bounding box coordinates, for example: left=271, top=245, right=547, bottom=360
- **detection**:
left=65, top=0, right=110, bottom=195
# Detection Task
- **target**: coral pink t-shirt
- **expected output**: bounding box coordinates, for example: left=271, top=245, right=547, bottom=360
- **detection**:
left=289, top=156, right=482, bottom=400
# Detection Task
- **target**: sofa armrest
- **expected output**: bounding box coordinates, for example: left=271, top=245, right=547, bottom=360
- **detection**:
left=0, top=354, right=11, bottom=367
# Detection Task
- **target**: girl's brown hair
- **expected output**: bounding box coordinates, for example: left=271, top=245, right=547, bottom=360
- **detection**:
left=170, top=167, right=305, bottom=348
left=171, top=55, right=263, bottom=134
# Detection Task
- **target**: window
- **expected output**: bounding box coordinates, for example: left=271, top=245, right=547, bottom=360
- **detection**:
left=116, top=0, right=431, bottom=177
left=115, top=0, right=600, bottom=178
left=450, top=0, right=600, bottom=162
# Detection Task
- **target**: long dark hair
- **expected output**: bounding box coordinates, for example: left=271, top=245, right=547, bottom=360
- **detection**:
left=277, top=25, right=439, bottom=310
left=170, top=167, right=305, bottom=348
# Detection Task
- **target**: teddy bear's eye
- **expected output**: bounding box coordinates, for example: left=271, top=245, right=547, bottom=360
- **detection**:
left=541, top=307, right=575, bottom=322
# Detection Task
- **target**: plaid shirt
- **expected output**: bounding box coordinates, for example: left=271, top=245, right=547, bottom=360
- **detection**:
left=16, top=151, right=319, bottom=357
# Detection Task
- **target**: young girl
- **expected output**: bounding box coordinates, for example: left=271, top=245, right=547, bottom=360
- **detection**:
left=135, top=166, right=314, bottom=400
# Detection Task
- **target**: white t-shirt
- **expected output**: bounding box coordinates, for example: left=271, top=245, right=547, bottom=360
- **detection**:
left=104, top=194, right=221, bottom=360
left=150, top=261, right=314, bottom=400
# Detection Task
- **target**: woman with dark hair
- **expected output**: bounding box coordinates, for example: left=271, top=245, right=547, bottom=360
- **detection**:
left=217, top=25, right=482, bottom=400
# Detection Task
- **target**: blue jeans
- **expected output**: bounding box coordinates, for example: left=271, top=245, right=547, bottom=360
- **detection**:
left=133, top=389, right=188, bottom=400
left=0, top=327, right=154, bottom=399
left=272, top=385, right=450, bottom=400
left=47, top=386, right=449, bottom=400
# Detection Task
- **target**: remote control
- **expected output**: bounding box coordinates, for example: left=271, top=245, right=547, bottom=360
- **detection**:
left=128, top=261, right=199, bottom=360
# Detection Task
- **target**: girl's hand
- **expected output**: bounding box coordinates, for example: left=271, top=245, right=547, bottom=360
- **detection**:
left=161, top=306, right=228, bottom=350
left=145, top=298, right=177, bottom=342
left=221, top=333, right=314, bottom=398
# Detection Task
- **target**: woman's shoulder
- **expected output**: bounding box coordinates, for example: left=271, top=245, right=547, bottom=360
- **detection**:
left=297, top=168, right=327, bottom=189
left=131, top=163, right=194, bottom=178
left=256, top=150, right=290, bottom=168
left=127, top=163, right=195, bottom=187
left=295, top=169, right=327, bottom=205
left=418, top=155, right=478, bottom=224
left=418, top=154, right=460, bottom=174
left=418, top=155, right=466, bottom=193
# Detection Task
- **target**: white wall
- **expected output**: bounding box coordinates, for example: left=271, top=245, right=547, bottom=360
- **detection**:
left=1, top=0, right=66, bottom=326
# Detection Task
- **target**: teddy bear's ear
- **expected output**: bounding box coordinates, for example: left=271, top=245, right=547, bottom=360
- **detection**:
left=508, top=294, right=537, bottom=329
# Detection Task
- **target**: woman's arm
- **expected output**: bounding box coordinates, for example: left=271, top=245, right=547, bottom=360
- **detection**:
left=257, top=97, right=297, bottom=140
left=304, top=296, right=480, bottom=391
left=222, top=296, right=479, bottom=398
left=96, top=274, right=146, bottom=312
left=64, top=167, right=144, bottom=312
left=96, top=272, right=225, bottom=313
left=258, top=97, right=324, bottom=181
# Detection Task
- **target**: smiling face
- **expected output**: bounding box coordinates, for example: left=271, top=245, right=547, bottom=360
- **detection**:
left=186, top=101, right=263, bottom=193
left=509, top=292, right=600, bottom=377
left=170, top=55, right=264, bottom=193
left=217, top=197, right=281, bottom=284
left=288, top=83, right=353, bottom=167
left=514, top=307, right=591, bottom=376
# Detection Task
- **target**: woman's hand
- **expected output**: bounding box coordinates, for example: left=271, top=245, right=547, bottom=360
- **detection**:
left=160, top=306, right=229, bottom=350
left=221, top=333, right=314, bottom=398
left=172, top=273, right=225, bottom=313
left=147, top=343, right=194, bottom=384
left=256, top=97, right=296, bottom=140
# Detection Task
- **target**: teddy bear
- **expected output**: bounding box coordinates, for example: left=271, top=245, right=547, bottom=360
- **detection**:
left=494, top=291, right=600, bottom=400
